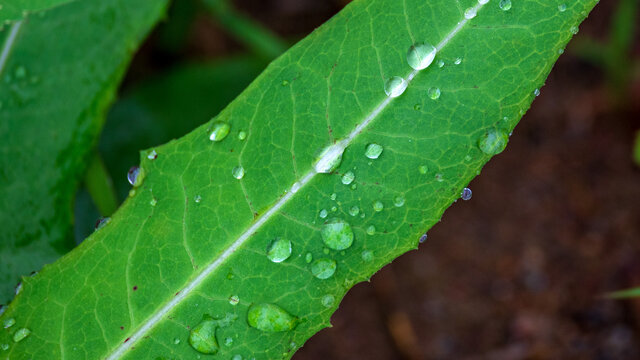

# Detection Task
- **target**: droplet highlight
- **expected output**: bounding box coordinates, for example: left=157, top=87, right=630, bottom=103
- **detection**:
left=341, top=171, right=355, bottom=185
left=499, top=0, right=511, bottom=10
left=478, top=128, right=509, bottom=155
left=232, top=166, right=245, bottom=180
left=428, top=87, right=441, bottom=100
left=209, top=122, right=230, bottom=142
left=384, top=76, right=408, bottom=98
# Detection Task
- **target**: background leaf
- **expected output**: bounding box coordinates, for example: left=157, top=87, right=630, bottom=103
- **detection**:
left=0, top=0, right=598, bottom=359
left=0, top=0, right=76, bottom=24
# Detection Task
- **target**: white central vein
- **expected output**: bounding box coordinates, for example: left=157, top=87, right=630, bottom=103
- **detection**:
left=106, top=3, right=484, bottom=358
left=0, top=21, right=23, bottom=76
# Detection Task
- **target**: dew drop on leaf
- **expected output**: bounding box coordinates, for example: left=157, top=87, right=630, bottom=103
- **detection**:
left=321, top=218, right=354, bottom=250
left=194, top=195, right=202, bottom=203
left=534, top=88, right=540, bottom=97
left=246, top=303, right=298, bottom=332
left=318, top=209, right=328, bottom=218
left=570, top=26, right=579, bottom=35
left=406, top=42, right=437, bottom=70
left=12, top=328, right=30, bottom=343
left=311, top=258, right=337, bottom=279
left=3, top=318, right=15, bottom=329
left=232, top=166, right=245, bottom=180
left=428, top=87, right=441, bottom=100
left=436, top=59, right=445, bottom=68
left=558, top=3, right=567, bottom=12
left=418, top=165, right=428, bottom=174
left=95, top=217, right=110, bottom=230
left=224, top=337, right=233, bottom=346
left=394, top=196, right=405, bottom=207
left=461, top=187, right=473, bottom=200
left=499, top=0, right=512, bottom=10
left=464, top=7, right=477, bottom=19
left=478, top=0, right=489, bottom=4
left=1, top=343, right=8, bottom=351
left=349, top=206, right=360, bottom=217
left=266, top=238, right=292, bottom=263
left=237, top=131, right=247, bottom=140
left=365, top=143, right=383, bottom=159
left=232, top=355, right=242, bottom=360
left=209, top=121, right=230, bottom=142
left=150, top=198, right=157, bottom=207
left=189, top=316, right=219, bottom=354
left=478, top=128, right=509, bottom=155
left=305, top=252, right=313, bottom=263
left=384, top=76, right=408, bottom=98
left=373, top=200, right=384, bottom=212
left=321, top=295, right=335, bottom=308
left=173, top=338, right=180, bottom=345
left=361, top=250, right=374, bottom=262
left=127, top=166, right=142, bottom=186
left=14, top=66, right=26, bottom=79
left=435, top=173, right=444, bottom=182
left=330, top=193, right=337, bottom=201
left=229, top=295, right=240, bottom=306
left=366, top=225, right=376, bottom=235
left=419, top=233, right=428, bottom=243
left=341, top=171, right=355, bottom=185
left=314, top=142, right=345, bottom=173
left=454, top=57, right=462, bottom=65
left=147, top=149, right=157, bottom=160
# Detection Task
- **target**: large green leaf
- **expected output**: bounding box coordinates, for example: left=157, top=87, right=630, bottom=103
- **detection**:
left=0, top=0, right=597, bottom=358
left=0, top=0, right=169, bottom=304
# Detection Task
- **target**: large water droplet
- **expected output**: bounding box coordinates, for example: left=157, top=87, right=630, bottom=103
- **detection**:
left=3, top=318, right=15, bottom=329
left=341, top=171, right=355, bottom=185
left=461, top=188, right=473, bottom=200
left=127, top=166, right=143, bottom=186
left=311, top=258, right=337, bottom=279
left=209, top=122, right=230, bottom=142
left=499, top=0, right=512, bottom=10
left=464, top=7, right=477, bottom=19
left=305, top=252, right=313, bottom=263
left=319, top=209, right=328, bottom=219
left=12, top=328, right=30, bottom=343
left=321, top=218, right=354, bottom=250
left=361, top=250, right=374, bottom=262
left=365, top=143, right=383, bottom=159
left=384, top=76, right=408, bottom=98
left=232, top=166, right=245, bottom=179
left=373, top=201, right=384, bottom=212
left=189, top=316, right=219, bottom=354
left=266, top=238, right=292, bottom=263
left=406, top=42, right=437, bottom=70
left=366, top=225, right=376, bottom=235
left=321, top=294, right=335, bottom=308
left=428, top=87, right=441, bottom=100
left=247, top=303, right=298, bottom=332
left=314, top=142, right=345, bottom=173
left=478, top=128, right=509, bottom=155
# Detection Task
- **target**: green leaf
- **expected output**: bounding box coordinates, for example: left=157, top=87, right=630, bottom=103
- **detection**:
left=0, top=0, right=169, bottom=304
left=0, top=0, right=76, bottom=24
left=0, top=0, right=597, bottom=358
left=606, top=287, right=640, bottom=299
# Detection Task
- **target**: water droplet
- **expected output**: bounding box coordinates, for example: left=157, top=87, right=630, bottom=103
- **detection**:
left=1, top=343, right=8, bottom=351
left=464, top=7, right=477, bottom=19
left=311, top=258, right=337, bottom=279
left=534, top=88, right=540, bottom=97
left=366, top=225, right=376, bottom=235
left=194, top=195, right=202, bottom=203
left=478, top=128, right=509, bottom=155
left=209, top=122, right=230, bottom=142
left=0, top=305, right=5, bottom=316
left=349, top=206, right=360, bottom=217
left=419, top=233, right=428, bottom=243
left=281, top=80, right=289, bottom=86
left=331, top=206, right=337, bottom=212
left=406, top=42, right=437, bottom=70
left=461, top=188, right=473, bottom=200
left=319, top=209, right=328, bottom=218
left=419, top=165, right=428, bottom=174
left=127, top=166, right=142, bottom=186
left=238, top=131, right=247, bottom=140
left=558, top=48, right=565, bottom=55
left=365, top=143, right=383, bottom=159
left=428, top=87, right=441, bottom=100
left=351, top=184, right=358, bottom=190
left=341, top=171, right=355, bottom=185
left=570, top=26, right=579, bottom=35
left=330, top=193, right=337, bottom=201
left=437, top=59, right=445, bottom=68
left=95, top=217, right=111, bottom=230
left=499, top=0, right=512, bottom=10
left=393, top=196, right=405, bottom=207
left=232, top=166, right=245, bottom=180
left=226, top=272, right=235, bottom=280
left=247, top=303, right=298, bottom=332
left=229, top=295, right=240, bottom=305
left=224, top=337, right=233, bottom=346
left=478, top=0, right=489, bottom=4
left=14, top=282, right=21, bottom=295
left=189, top=316, right=219, bottom=354
left=291, top=182, right=301, bottom=193
left=3, top=318, right=15, bottom=329
left=414, top=104, right=422, bottom=111
left=314, top=142, right=345, bottom=173
left=384, top=76, right=408, bottom=98
left=305, top=252, right=313, bottom=263
left=558, top=4, right=567, bottom=12
left=12, top=328, right=30, bottom=343
left=361, top=250, right=374, bottom=262
left=232, top=355, right=242, bottom=360
left=435, top=173, right=444, bottom=182
left=147, top=149, right=157, bottom=160
left=321, top=218, right=354, bottom=250
left=323, top=248, right=330, bottom=255
left=454, top=57, right=462, bottom=65
left=173, top=338, right=181, bottom=345
left=373, top=200, right=384, bottom=212
left=321, top=295, right=335, bottom=308
left=266, top=238, right=292, bottom=263
left=150, top=198, right=157, bottom=207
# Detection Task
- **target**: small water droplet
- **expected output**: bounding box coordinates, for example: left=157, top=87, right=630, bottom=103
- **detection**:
left=209, top=121, right=230, bottom=142
left=224, top=337, right=233, bottom=346
left=281, top=80, right=289, bottom=86
left=226, top=272, right=235, bottom=280
left=361, top=250, right=374, bottom=262
left=419, top=233, right=428, bottom=243
left=454, top=57, right=462, bottom=65
left=349, top=206, right=360, bottom=217
left=314, top=142, right=345, bottom=173
left=247, top=303, right=298, bottom=332
left=558, top=48, right=565, bottom=55
left=478, top=0, right=489, bottom=4
left=150, top=198, right=157, bottom=207
left=499, top=0, right=512, bottom=10
left=330, top=193, right=337, bottom=201
left=95, top=217, right=111, bottom=230
left=534, top=88, right=540, bottom=97
left=393, top=196, right=405, bottom=207
left=291, top=182, right=301, bottom=193
left=414, top=104, right=422, bottom=111
left=266, top=238, right=292, bottom=263
left=232, top=166, right=245, bottom=179
left=428, top=87, right=441, bottom=100
left=173, top=338, right=181, bottom=345
left=14, top=66, right=26, bottom=79
left=189, top=316, right=219, bottom=354
left=305, top=252, right=313, bottom=263
left=435, top=173, right=444, bottom=182
left=384, top=76, right=408, bottom=98
left=461, top=188, right=473, bottom=200
left=570, top=26, right=579, bottom=35
left=147, top=149, right=157, bottom=160
left=351, top=184, right=358, bottom=190
left=366, top=225, right=376, bottom=235
left=331, top=206, right=337, bottom=212
left=232, top=355, right=242, bottom=360
left=558, top=3, right=567, bottom=12
left=365, top=143, right=383, bottom=159
left=321, top=295, right=335, bottom=308
left=319, top=209, right=328, bottom=218
left=311, top=258, right=337, bottom=279
left=341, top=171, right=355, bottom=185
left=373, top=200, right=384, bottom=212
left=1, top=343, right=8, bottom=351
left=464, top=7, right=477, bottom=19
left=478, top=128, right=509, bottom=155
left=3, top=318, right=15, bottom=329
left=437, top=59, right=445, bottom=68
left=238, top=131, right=247, bottom=140
left=406, top=42, right=437, bottom=70
left=323, top=247, right=330, bottom=255
left=127, top=166, right=142, bottom=186
left=419, top=165, right=428, bottom=174
left=12, top=328, right=30, bottom=343
left=229, top=295, right=240, bottom=305
left=14, top=282, right=21, bottom=295
left=321, top=218, right=354, bottom=250
left=194, top=195, right=202, bottom=203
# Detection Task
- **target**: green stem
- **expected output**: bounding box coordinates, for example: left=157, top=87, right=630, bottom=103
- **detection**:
left=84, top=152, right=119, bottom=216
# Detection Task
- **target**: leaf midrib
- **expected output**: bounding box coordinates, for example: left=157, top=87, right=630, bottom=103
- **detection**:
left=105, top=2, right=486, bottom=358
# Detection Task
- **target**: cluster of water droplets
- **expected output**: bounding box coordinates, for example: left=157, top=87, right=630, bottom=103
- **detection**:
left=1, top=316, right=31, bottom=351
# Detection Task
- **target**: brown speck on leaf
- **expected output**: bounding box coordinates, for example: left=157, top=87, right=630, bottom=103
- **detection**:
left=124, top=337, right=130, bottom=343
left=133, top=286, right=138, bottom=291
left=120, top=326, right=124, bottom=330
